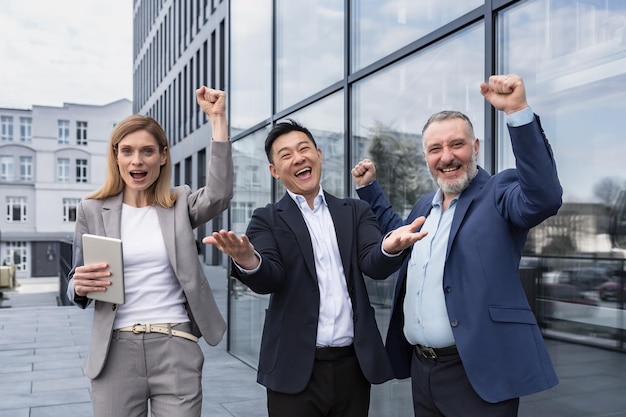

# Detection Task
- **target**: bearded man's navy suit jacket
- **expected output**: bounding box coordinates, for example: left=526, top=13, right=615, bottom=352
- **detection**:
left=230, top=192, right=409, bottom=394
left=357, top=115, right=561, bottom=403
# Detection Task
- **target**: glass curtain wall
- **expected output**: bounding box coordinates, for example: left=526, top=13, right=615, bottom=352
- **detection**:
left=228, top=0, right=626, bottom=414
left=498, top=0, right=626, bottom=351
left=230, top=0, right=272, bottom=136
left=351, top=0, right=482, bottom=71
left=275, top=1, right=344, bottom=111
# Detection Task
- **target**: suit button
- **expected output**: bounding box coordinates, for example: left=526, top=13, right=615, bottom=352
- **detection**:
left=444, top=286, right=451, bottom=293
left=353, top=315, right=358, bottom=322
left=450, top=319, right=459, bottom=327
left=112, top=304, right=117, bottom=311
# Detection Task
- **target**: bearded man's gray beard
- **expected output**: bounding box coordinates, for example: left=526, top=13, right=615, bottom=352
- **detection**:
left=434, top=153, right=479, bottom=195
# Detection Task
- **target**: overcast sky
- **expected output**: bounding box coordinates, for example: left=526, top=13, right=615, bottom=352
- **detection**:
left=0, top=0, right=133, bottom=109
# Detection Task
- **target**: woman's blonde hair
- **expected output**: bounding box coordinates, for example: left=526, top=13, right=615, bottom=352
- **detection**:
left=87, top=114, right=177, bottom=207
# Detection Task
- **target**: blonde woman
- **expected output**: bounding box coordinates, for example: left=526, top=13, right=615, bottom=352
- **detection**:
left=67, top=87, right=233, bottom=417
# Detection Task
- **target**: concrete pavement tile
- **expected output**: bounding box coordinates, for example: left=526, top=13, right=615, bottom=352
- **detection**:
left=30, top=402, right=94, bottom=417
left=561, top=388, right=626, bottom=416
left=0, top=362, right=32, bottom=374
left=34, top=327, right=78, bottom=338
left=1, top=350, right=84, bottom=370
left=0, top=381, right=31, bottom=395
left=202, top=383, right=265, bottom=404
left=0, top=367, right=84, bottom=383
left=35, top=344, right=89, bottom=356
left=0, top=349, right=34, bottom=358
left=33, top=357, right=86, bottom=371
left=201, top=402, right=245, bottom=417
left=221, top=398, right=268, bottom=417
left=22, top=351, right=82, bottom=365
left=0, top=388, right=91, bottom=410
left=32, top=376, right=90, bottom=392
left=0, top=341, right=42, bottom=351
left=0, top=409, right=29, bottom=417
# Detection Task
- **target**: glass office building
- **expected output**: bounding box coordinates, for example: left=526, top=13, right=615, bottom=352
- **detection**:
left=134, top=0, right=626, bottom=414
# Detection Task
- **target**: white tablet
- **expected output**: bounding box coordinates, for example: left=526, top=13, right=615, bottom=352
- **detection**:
left=81, top=234, right=125, bottom=304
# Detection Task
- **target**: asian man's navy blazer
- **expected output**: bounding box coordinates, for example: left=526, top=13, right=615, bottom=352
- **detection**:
left=230, top=192, right=409, bottom=394
left=357, top=115, right=561, bottom=403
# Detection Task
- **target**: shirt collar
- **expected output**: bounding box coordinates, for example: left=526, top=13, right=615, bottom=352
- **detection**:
left=288, top=186, right=327, bottom=210
left=431, top=189, right=459, bottom=208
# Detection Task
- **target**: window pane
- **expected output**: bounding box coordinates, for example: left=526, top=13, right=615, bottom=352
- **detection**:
left=20, top=117, right=32, bottom=142
left=497, top=0, right=626, bottom=348
left=20, top=156, right=33, bottom=181
left=5, top=242, right=27, bottom=271
left=6, top=197, right=27, bottom=222
left=276, top=0, right=343, bottom=111
left=230, top=0, right=272, bottom=135
left=57, top=158, right=70, bottom=182
left=229, top=127, right=272, bottom=367
left=351, top=0, right=482, bottom=71
left=0, top=155, right=13, bottom=180
left=63, top=198, right=81, bottom=222
left=231, top=128, right=273, bottom=235
left=351, top=23, right=485, bottom=214
left=276, top=92, right=344, bottom=199
left=76, top=159, right=88, bottom=183
left=1, top=116, right=13, bottom=142
left=77, top=121, right=88, bottom=145
left=58, top=120, right=70, bottom=144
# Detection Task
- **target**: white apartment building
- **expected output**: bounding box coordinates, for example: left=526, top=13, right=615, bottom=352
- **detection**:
left=0, top=99, right=132, bottom=278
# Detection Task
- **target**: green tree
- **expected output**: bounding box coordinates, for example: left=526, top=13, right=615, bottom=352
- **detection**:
left=593, top=177, right=626, bottom=205
left=366, top=122, right=433, bottom=215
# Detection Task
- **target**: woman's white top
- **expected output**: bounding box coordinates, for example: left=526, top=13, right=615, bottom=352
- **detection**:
left=113, top=204, right=189, bottom=329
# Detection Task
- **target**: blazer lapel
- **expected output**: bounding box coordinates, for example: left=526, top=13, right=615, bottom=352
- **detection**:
left=276, top=193, right=317, bottom=280
left=156, top=205, right=177, bottom=272
left=102, top=193, right=124, bottom=239
left=447, top=167, right=490, bottom=256
left=326, top=193, right=352, bottom=279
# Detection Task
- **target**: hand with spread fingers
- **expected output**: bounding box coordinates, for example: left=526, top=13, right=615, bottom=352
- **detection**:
left=203, top=231, right=259, bottom=271
left=382, top=217, right=428, bottom=254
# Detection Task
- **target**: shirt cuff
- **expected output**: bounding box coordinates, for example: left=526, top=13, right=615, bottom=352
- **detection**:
left=506, top=106, right=534, bottom=127
left=234, top=251, right=262, bottom=274
left=381, top=232, right=404, bottom=257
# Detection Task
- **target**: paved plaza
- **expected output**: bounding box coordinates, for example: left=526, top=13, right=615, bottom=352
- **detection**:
left=1, top=266, right=626, bottom=416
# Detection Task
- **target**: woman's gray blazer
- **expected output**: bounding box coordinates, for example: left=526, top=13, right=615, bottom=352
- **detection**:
left=67, top=141, right=233, bottom=379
